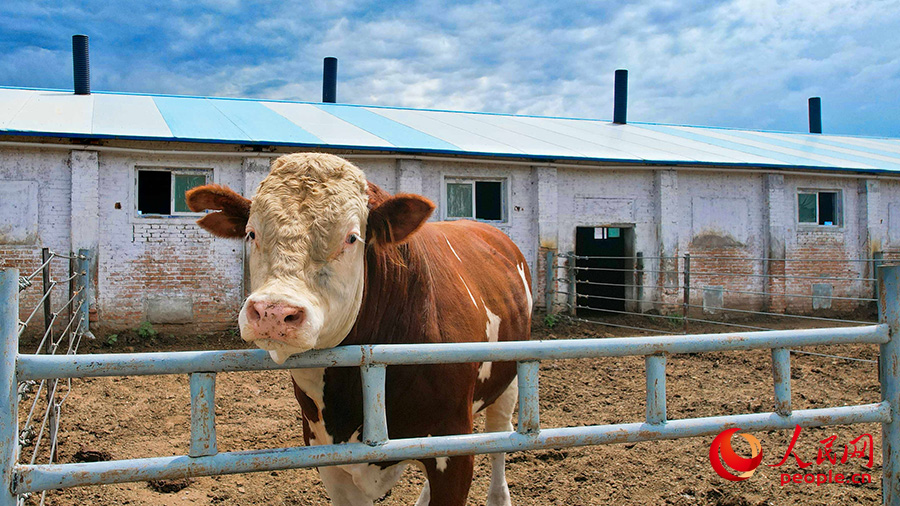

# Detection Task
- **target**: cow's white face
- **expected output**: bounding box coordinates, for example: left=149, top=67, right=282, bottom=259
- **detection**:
left=186, top=153, right=434, bottom=364
left=238, top=154, right=369, bottom=363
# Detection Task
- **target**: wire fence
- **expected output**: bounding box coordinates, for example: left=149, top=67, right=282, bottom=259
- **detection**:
left=545, top=250, right=884, bottom=364
left=13, top=248, right=91, bottom=506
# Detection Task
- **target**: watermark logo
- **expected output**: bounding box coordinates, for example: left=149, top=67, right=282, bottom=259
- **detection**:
left=708, top=425, right=874, bottom=486
left=708, top=428, right=763, bottom=481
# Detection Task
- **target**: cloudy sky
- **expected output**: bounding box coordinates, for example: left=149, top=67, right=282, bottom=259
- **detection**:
left=2, top=0, right=899, bottom=137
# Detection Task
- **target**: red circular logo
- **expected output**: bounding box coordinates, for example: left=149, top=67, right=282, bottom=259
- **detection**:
left=709, top=428, right=763, bottom=481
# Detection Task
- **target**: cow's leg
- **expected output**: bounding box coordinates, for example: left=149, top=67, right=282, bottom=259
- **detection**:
left=319, top=462, right=409, bottom=506
left=421, top=455, right=475, bottom=506
left=483, top=377, right=517, bottom=506
left=318, top=466, right=374, bottom=506
left=414, top=481, right=431, bottom=506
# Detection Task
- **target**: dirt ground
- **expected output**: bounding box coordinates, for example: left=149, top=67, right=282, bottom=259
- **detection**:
left=20, top=314, right=886, bottom=505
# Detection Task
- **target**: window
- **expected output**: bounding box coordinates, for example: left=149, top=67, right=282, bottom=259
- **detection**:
left=798, top=190, right=842, bottom=226
left=445, top=178, right=506, bottom=222
left=137, top=168, right=210, bottom=216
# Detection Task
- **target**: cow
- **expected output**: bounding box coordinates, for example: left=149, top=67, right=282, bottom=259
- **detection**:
left=186, top=153, right=532, bottom=506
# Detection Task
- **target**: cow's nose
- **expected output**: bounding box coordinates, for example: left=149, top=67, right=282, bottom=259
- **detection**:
left=246, top=301, right=306, bottom=339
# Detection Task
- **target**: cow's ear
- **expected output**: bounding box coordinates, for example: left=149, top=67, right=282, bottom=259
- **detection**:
left=185, top=184, right=251, bottom=239
left=367, top=194, right=434, bottom=245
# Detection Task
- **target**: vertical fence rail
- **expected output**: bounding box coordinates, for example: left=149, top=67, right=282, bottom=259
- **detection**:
left=77, top=249, right=90, bottom=337
left=545, top=250, right=555, bottom=315
left=566, top=254, right=576, bottom=316
left=189, top=373, right=218, bottom=458
left=1, top=269, right=18, bottom=506
left=880, top=265, right=900, bottom=505
left=682, top=254, right=690, bottom=333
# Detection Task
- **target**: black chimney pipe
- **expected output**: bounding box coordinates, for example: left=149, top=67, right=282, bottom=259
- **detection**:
left=613, top=69, right=627, bottom=124
left=72, top=35, right=90, bottom=95
left=808, top=97, right=822, bottom=134
left=323, top=57, right=337, bottom=103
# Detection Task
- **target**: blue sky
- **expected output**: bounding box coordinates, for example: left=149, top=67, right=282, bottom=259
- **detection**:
left=2, top=0, right=899, bottom=137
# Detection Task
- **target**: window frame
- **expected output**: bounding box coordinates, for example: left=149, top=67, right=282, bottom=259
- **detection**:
left=135, top=167, right=212, bottom=218
left=797, top=189, right=843, bottom=228
left=441, top=176, right=509, bottom=224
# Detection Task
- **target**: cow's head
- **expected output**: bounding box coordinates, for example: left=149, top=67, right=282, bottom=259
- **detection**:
left=186, top=153, right=433, bottom=363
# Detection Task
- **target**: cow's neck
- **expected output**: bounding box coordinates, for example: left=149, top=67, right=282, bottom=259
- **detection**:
left=344, top=236, right=435, bottom=345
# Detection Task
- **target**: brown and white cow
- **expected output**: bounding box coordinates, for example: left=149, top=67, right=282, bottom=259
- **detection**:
left=186, top=153, right=532, bottom=506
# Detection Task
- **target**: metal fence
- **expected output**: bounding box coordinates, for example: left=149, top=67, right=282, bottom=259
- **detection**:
left=5, top=250, right=91, bottom=505
left=2, top=266, right=900, bottom=504
left=547, top=251, right=882, bottom=335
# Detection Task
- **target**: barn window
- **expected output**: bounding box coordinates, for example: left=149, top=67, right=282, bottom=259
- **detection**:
left=444, top=178, right=506, bottom=222
left=136, top=169, right=210, bottom=216
left=798, top=190, right=842, bottom=226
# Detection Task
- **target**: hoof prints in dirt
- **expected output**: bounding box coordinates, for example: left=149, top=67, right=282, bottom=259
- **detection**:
left=147, top=478, right=193, bottom=494
left=71, top=447, right=111, bottom=463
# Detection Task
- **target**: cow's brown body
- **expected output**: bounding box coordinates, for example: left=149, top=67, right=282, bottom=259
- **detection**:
left=187, top=154, right=531, bottom=505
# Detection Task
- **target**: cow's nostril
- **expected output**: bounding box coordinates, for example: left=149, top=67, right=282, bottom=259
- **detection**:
left=283, top=308, right=305, bottom=327
left=247, top=302, right=262, bottom=322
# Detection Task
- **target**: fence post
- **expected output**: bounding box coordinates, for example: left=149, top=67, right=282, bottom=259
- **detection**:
left=566, top=253, right=576, bottom=316
left=545, top=250, right=555, bottom=315
left=682, top=254, right=690, bottom=333
left=78, top=249, right=90, bottom=336
left=879, top=264, right=900, bottom=506
left=635, top=252, right=644, bottom=312
left=1, top=269, right=19, bottom=506
left=875, top=252, right=884, bottom=316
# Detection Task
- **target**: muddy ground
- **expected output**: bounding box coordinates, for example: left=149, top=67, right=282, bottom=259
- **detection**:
left=20, top=314, right=885, bottom=505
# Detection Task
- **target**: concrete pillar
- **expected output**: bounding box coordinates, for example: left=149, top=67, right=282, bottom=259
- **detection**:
left=533, top=166, right=558, bottom=309
left=764, top=174, right=787, bottom=312
left=69, top=150, right=99, bottom=312
left=242, top=157, right=271, bottom=197
left=655, top=170, right=678, bottom=311
left=241, top=158, right=271, bottom=297
left=862, top=179, right=886, bottom=255
left=861, top=179, right=885, bottom=301
left=396, top=159, right=423, bottom=195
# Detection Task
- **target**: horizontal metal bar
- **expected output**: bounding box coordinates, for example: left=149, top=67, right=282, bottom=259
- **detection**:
left=680, top=302, right=874, bottom=325
left=17, top=325, right=888, bottom=381
left=690, top=271, right=875, bottom=282
left=563, top=316, right=680, bottom=335
left=678, top=317, right=773, bottom=332
left=685, top=285, right=878, bottom=302
left=687, top=256, right=879, bottom=263
left=14, top=402, right=890, bottom=494
left=574, top=266, right=681, bottom=274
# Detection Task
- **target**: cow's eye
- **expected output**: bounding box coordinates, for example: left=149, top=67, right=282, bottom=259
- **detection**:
left=346, top=234, right=358, bottom=245
left=246, top=230, right=256, bottom=241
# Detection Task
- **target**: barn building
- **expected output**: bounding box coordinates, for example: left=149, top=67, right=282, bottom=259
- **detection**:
left=3, top=70, right=900, bottom=332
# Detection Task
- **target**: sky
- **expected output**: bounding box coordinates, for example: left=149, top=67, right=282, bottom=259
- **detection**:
left=1, top=0, right=899, bottom=138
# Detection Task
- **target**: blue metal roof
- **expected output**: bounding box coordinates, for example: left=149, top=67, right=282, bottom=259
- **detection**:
left=2, top=87, right=900, bottom=173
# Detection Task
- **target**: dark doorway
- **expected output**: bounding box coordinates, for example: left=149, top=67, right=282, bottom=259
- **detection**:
left=575, top=226, right=633, bottom=314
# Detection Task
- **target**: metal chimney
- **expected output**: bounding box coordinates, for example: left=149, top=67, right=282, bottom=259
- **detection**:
left=323, top=57, right=337, bottom=103
left=808, top=97, right=822, bottom=134
left=613, top=69, right=628, bottom=124
left=72, top=35, right=90, bottom=95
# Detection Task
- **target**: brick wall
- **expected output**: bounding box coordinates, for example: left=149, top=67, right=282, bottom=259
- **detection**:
left=96, top=153, right=245, bottom=333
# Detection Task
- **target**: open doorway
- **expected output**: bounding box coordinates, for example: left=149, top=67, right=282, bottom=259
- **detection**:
left=574, top=226, right=635, bottom=314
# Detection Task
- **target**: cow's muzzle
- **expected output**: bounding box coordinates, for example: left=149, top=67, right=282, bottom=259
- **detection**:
left=244, top=300, right=306, bottom=342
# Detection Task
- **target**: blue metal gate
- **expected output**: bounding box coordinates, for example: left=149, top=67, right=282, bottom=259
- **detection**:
left=2, top=266, right=900, bottom=504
